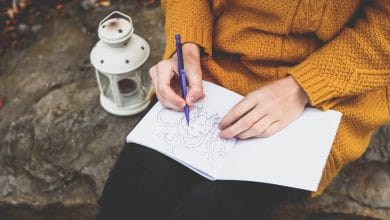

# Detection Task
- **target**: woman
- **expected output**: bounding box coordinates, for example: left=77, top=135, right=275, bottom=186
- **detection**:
left=98, top=0, right=389, bottom=219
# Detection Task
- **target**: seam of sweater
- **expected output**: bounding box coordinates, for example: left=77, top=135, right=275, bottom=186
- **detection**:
left=314, top=0, right=329, bottom=33
left=288, top=0, right=302, bottom=33
left=386, top=85, right=390, bottom=118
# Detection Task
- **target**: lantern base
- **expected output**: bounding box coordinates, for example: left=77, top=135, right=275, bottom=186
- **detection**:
left=100, top=95, right=151, bottom=116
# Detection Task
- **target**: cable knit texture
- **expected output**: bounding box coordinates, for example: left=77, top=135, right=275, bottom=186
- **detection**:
left=161, top=0, right=390, bottom=196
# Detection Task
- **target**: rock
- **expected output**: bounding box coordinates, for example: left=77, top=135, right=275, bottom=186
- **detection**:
left=17, top=23, right=30, bottom=35
left=31, top=24, right=43, bottom=33
left=0, top=96, right=4, bottom=109
left=0, top=2, right=164, bottom=219
left=361, top=125, right=390, bottom=163
left=81, top=0, right=97, bottom=11
left=0, top=1, right=389, bottom=220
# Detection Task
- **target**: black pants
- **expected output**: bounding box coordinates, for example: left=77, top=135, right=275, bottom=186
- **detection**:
left=97, top=143, right=308, bottom=220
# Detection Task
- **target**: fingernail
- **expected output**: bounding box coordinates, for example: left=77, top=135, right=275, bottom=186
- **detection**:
left=177, top=100, right=185, bottom=108
left=219, top=131, right=225, bottom=139
left=188, top=97, right=194, bottom=106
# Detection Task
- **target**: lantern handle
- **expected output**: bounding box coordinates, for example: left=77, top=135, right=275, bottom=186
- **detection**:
left=99, top=11, right=132, bottom=28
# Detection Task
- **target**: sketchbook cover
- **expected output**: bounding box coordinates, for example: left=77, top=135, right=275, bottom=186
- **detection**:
left=126, top=81, right=342, bottom=191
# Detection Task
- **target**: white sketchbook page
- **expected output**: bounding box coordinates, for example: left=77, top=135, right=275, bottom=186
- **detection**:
left=126, top=81, right=242, bottom=178
left=215, top=108, right=342, bottom=191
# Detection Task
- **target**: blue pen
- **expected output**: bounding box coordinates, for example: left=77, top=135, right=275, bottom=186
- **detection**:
left=175, top=34, right=190, bottom=126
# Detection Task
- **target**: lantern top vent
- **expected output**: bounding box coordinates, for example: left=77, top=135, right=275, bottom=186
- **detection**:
left=91, top=11, right=150, bottom=74
left=98, top=11, right=134, bottom=45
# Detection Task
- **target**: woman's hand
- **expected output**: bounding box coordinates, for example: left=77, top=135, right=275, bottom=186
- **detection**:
left=219, top=76, right=309, bottom=139
left=149, top=43, right=204, bottom=111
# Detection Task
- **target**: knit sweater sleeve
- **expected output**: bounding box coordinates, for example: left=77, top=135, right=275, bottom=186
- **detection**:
left=161, top=0, right=213, bottom=59
left=289, top=0, right=390, bottom=109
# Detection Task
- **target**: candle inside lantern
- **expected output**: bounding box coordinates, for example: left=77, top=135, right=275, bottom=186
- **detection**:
left=118, top=78, right=137, bottom=95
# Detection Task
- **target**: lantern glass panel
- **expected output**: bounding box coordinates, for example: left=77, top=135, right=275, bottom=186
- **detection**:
left=140, top=66, right=151, bottom=92
left=98, top=71, right=113, bottom=101
left=117, top=78, right=138, bottom=96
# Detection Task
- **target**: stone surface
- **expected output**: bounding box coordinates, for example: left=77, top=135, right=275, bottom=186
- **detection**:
left=0, top=1, right=389, bottom=219
left=0, top=2, right=164, bottom=218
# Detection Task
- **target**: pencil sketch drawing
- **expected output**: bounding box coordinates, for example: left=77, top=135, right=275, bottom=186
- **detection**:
left=156, top=105, right=231, bottom=164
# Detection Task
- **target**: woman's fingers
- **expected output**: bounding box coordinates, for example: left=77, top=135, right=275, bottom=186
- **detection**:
left=149, top=58, right=203, bottom=111
left=219, top=105, right=267, bottom=139
left=149, top=43, right=203, bottom=111
left=186, top=71, right=204, bottom=106
left=149, top=65, right=158, bottom=89
left=218, top=96, right=257, bottom=130
left=153, top=60, right=186, bottom=111
left=237, top=115, right=274, bottom=139
left=218, top=76, right=308, bottom=140
left=256, top=121, right=281, bottom=138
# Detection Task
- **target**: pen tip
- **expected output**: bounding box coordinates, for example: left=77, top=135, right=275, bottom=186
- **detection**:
left=184, top=106, right=190, bottom=126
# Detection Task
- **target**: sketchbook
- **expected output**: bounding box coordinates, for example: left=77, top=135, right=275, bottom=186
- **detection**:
left=126, top=81, right=342, bottom=191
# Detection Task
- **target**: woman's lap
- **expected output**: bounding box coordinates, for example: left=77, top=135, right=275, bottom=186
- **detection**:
left=97, top=142, right=307, bottom=220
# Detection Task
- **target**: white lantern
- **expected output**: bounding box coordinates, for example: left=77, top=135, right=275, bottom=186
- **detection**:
left=90, top=11, right=152, bottom=116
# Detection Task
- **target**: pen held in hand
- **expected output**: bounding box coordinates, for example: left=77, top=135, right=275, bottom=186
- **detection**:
left=175, top=34, right=190, bottom=126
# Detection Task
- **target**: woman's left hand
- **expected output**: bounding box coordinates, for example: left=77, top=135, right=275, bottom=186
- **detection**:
left=219, top=76, right=309, bottom=139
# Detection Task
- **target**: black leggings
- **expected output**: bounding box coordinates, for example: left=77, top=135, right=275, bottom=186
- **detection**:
left=97, top=143, right=308, bottom=220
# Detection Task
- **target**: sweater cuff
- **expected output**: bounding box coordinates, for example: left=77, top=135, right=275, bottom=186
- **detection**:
left=289, top=62, right=338, bottom=108
left=163, top=24, right=212, bottom=60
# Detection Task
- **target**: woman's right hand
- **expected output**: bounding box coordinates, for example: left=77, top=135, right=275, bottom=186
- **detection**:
left=149, top=43, right=204, bottom=111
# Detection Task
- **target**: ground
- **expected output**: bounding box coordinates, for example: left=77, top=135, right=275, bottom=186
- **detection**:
left=0, top=1, right=389, bottom=219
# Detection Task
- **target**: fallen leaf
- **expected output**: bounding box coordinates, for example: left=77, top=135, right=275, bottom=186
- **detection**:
left=0, top=96, right=4, bottom=110
left=137, top=0, right=159, bottom=7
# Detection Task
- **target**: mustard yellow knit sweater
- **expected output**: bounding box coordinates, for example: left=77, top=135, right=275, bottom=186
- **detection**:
left=161, top=0, right=390, bottom=196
